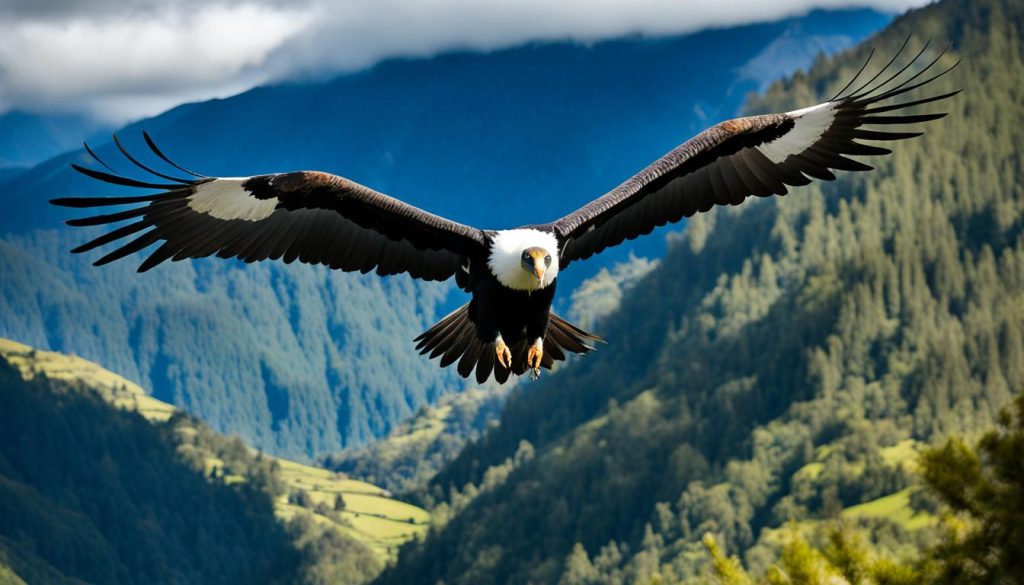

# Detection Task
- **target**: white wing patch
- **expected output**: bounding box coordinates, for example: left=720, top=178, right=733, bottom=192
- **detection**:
left=187, top=178, right=278, bottom=221
left=757, top=102, right=836, bottom=164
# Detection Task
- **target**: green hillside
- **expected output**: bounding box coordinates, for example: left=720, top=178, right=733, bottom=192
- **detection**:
left=0, top=338, right=429, bottom=583
left=379, top=1, right=1024, bottom=583
left=0, top=341, right=300, bottom=584
left=324, top=384, right=511, bottom=495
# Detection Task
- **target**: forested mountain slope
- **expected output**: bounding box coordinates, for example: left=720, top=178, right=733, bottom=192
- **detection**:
left=0, top=343, right=300, bottom=584
left=0, top=10, right=888, bottom=459
left=379, top=0, right=1024, bottom=583
left=0, top=338, right=431, bottom=584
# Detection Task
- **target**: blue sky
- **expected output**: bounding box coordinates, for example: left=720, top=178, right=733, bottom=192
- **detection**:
left=0, top=0, right=929, bottom=122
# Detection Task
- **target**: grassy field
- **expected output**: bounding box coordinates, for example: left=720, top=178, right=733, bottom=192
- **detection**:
left=754, top=484, right=937, bottom=570
left=843, top=487, right=933, bottom=531
left=383, top=404, right=452, bottom=449
left=0, top=338, right=176, bottom=421
left=273, top=458, right=429, bottom=558
left=0, top=338, right=429, bottom=563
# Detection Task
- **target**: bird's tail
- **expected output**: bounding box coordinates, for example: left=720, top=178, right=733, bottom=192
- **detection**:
left=413, top=303, right=602, bottom=384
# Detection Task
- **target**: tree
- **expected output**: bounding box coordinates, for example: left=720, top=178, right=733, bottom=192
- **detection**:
left=559, top=543, right=601, bottom=585
left=290, top=489, right=314, bottom=508
left=921, top=394, right=1024, bottom=584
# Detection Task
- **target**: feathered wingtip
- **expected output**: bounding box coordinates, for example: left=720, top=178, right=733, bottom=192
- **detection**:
left=761, top=34, right=960, bottom=186
left=828, top=35, right=961, bottom=123
left=414, top=303, right=603, bottom=384
left=51, top=131, right=208, bottom=207
left=49, top=132, right=209, bottom=269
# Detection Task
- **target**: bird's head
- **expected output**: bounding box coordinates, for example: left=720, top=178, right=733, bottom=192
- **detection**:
left=488, top=229, right=559, bottom=291
left=521, top=247, right=552, bottom=282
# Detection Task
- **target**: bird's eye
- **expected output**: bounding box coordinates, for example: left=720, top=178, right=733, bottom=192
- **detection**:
left=522, top=251, right=530, bottom=260
left=545, top=255, right=552, bottom=266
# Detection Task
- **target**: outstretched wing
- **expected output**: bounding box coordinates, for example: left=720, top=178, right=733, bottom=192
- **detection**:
left=51, top=133, right=486, bottom=281
left=551, top=39, right=960, bottom=267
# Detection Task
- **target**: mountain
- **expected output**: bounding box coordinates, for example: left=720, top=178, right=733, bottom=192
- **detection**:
left=0, top=9, right=891, bottom=460
left=377, top=0, right=1024, bottom=583
left=0, top=167, right=27, bottom=184
left=0, top=338, right=430, bottom=584
left=0, top=110, right=107, bottom=169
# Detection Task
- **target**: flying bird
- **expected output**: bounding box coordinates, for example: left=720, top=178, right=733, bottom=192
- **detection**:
left=52, top=41, right=957, bottom=384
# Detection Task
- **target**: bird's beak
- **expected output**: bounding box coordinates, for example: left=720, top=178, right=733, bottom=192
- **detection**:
left=533, top=261, right=545, bottom=280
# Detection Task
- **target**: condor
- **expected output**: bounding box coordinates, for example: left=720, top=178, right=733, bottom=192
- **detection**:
left=53, top=41, right=957, bottom=383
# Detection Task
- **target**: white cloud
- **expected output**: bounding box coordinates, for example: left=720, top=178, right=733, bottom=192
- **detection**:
left=0, top=0, right=932, bottom=123
left=0, top=4, right=311, bottom=121
left=264, top=0, right=935, bottom=78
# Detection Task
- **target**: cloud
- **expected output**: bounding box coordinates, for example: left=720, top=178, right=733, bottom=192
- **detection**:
left=0, top=3, right=311, bottom=121
left=0, top=0, right=311, bottom=21
left=0, top=0, right=931, bottom=123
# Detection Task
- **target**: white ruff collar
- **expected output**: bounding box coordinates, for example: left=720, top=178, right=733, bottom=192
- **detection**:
left=487, top=229, right=559, bottom=291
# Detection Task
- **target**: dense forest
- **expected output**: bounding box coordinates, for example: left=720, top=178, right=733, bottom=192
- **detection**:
left=378, top=0, right=1024, bottom=582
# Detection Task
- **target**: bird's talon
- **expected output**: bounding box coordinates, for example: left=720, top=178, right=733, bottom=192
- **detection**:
left=495, top=340, right=512, bottom=369
left=526, top=343, right=543, bottom=372
left=529, top=367, right=540, bottom=381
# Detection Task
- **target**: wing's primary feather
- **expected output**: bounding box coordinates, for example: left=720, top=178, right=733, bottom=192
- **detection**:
left=52, top=135, right=486, bottom=282
left=551, top=40, right=959, bottom=267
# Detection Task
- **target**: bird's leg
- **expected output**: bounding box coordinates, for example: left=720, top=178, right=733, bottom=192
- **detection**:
left=527, top=337, right=543, bottom=378
left=495, top=334, right=512, bottom=369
